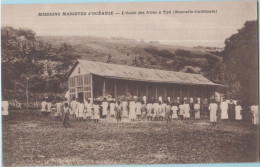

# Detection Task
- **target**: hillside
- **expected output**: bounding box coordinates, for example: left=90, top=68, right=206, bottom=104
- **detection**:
left=37, top=35, right=222, bottom=74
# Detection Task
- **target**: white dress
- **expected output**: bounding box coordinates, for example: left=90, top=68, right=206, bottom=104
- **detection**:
left=75, top=102, right=80, bottom=118
left=194, top=103, right=200, bottom=119
left=179, top=104, right=184, bottom=116
left=235, top=105, right=242, bottom=120
left=209, top=103, right=218, bottom=122
left=70, top=100, right=77, bottom=115
left=78, top=103, right=85, bottom=118
left=171, top=106, right=178, bottom=119
left=146, top=103, right=153, bottom=116
left=250, top=105, right=259, bottom=125
left=102, top=102, right=108, bottom=116
left=110, top=103, right=116, bottom=116
left=220, top=101, right=229, bottom=119
left=183, top=104, right=190, bottom=118
left=122, top=101, right=128, bottom=117
left=129, top=101, right=136, bottom=119
left=41, top=101, right=47, bottom=112
left=153, top=103, right=159, bottom=117
left=93, top=105, right=100, bottom=119
left=2, top=101, right=9, bottom=116
left=136, top=102, right=142, bottom=116
left=47, top=103, right=52, bottom=113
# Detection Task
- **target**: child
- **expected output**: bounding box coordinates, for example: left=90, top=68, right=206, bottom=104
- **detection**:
left=153, top=100, right=159, bottom=121
left=208, top=100, right=218, bottom=126
left=194, top=100, right=200, bottom=120
left=2, top=99, right=9, bottom=123
left=171, top=103, right=178, bottom=120
left=41, top=99, right=47, bottom=115
left=70, top=97, right=77, bottom=118
left=93, top=101, right=100, bottom=123
left=55, top=100, right=62, bottom=121
left=47, top=99, right=52, bottom=116
left=183, top=100, right=190, bottom=121
left=78, top=101, right=85, bottom=121
left=63, top=103, right=70, bottom=128
left=110, top=100, right=116, bottom=118
left=235, top=101, right=242, bottom=120
left=101, top=98, right=108, bottom=119
left=179, top=101, right=184, bottom=121
left=116, top=101, right=122, bottom=122
left=129, top=99, right=136, bottom=121
left=122, top=99, right=128, bottom=118
left=141, top=101, right=147, bottom=121
left=250, top=105, right=259, bottom=125
left=135, top=100, right=142, bottom=121
left=165, top=102, right=171, bottom=123
left=220, top=99, right=229, bottom=120
left=146, top=100, right=153, bottom=121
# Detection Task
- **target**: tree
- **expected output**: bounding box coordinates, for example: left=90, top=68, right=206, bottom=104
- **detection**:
left=221, top=20, right=258, bottom=105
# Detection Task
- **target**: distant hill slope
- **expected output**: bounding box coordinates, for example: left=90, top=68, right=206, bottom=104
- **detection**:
left=37, top=35, right=222, bottom=75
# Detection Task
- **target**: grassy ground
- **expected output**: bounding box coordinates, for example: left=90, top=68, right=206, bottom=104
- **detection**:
left=2, top=109, right=259, bottom=166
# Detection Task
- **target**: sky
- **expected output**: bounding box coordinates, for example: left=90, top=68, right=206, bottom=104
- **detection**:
left=1, top=0, right=258, bottom=47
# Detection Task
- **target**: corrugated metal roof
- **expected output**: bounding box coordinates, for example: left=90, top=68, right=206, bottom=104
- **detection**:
left=76, top=59, right=219, bottom=86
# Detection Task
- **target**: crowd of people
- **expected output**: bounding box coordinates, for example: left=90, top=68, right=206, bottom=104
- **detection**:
left=1, top=95, right=259, bottom=128
left=36, top=96, right=259, bottom=127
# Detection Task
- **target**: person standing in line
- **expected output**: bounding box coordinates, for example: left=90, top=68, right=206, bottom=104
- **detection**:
left=47, top=99, right=52, bottom=116
left=70, top=97, right=77, bottom=118
left=101, top=98, right=108, bottom=119
left=228, top=99, right=236, bottom=120
left=122, top=99, right=128, bottom=118
left=110, top=100, right=116, bottom=118
left=153, top=100, right=159, bottom=121
left=235, top=101, right=242, bottom=120
left=208, top=100, right=218, bottom=126
left=141, top=101, right=147, bottom=121
left=63, top=102, right=71, bottom=128
left=93, top=101, right=100, bottom=123
left=55, top=99, right=63, bottom=121
left=75, top=98, right=81, bottom=121
left=129, top=99, right=136, bottom=121
left=183, top=100, right=190, bottom=121
left=165, top=101, right=171, bottom=123
left=135, top=100, right=142, bottom=121
left=2, top=99, right=9, bottom=123
left=78, top=100, right=85, bottom=121
left=146, top=100, right=153, bottom=121
left=116, top=101, right=122, bottom=122
left=194, top=99, right=201, bottom=120
left=171, top=102, right=178, bottom=120
left=161, top=101, right=167, bottom=121
left=41, top=98, right=47, bottom=115
left=220, top=99, right=229, bottom=121
left=250, top=105, right=259, bottom=126
left=178, top=101, right=184, bottom=121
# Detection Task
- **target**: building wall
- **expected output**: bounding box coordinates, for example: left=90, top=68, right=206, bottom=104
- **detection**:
left=91, top=75, right=217, bottom=103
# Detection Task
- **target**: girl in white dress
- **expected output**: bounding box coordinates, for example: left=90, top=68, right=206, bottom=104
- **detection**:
left=208, top=100, right=218, bottom=126
left=220, top=100, right=229, bottom=120
left=194, top=100, right=200, bottom=119
left=93, top=101, right=100, bottom=123
left=70, top=97, right=77, bottom=118
left=101, top=99, right=108, bottom=119
left=78, top=101, right=85, bottom=121
left=235, top=101, right=242, bottom=120
left=171, top=103, right=178, bottom=119
left=183, top=101, right=190, bottom=121
left=110, top=101, right=116, bottom=118
left=153, top=101, right=159, bottom=121
left=135, top=100, right=142, bottom=120
left=146, top=101, right=153, bottom=121
left=2, top=100, right=9, bottom=116
left=250, top=105, right=259, bottom=125
left=41, top=99, right=47, bottom=115
left=129, top=100, right=136, bottom=121
left=122, top=100, right=128, bottom=118
left=179, top=102, right=184, bottom=121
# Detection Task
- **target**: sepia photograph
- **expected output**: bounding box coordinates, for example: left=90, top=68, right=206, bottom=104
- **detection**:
left=1, top=0, right=259, bottom=166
